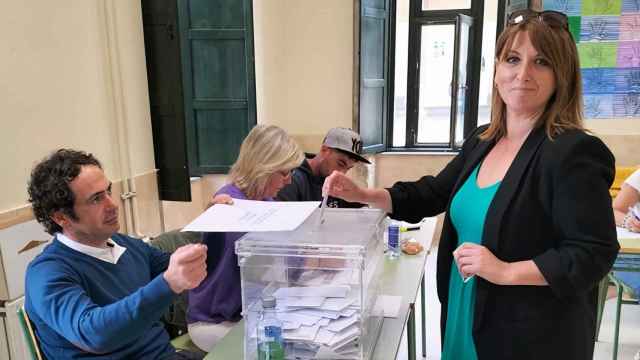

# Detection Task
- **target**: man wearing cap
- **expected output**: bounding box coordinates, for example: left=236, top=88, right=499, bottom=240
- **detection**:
left=277, top=127, right=370, bottom=208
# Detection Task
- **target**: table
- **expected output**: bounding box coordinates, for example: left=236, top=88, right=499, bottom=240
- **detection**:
left=205, top=217, right=437, bottom=360
left=595, top=229, right=640, bottom=359
left=619, top=237, right=640, bottom=255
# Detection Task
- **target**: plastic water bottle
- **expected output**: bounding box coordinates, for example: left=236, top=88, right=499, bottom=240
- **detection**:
left=257, top=296, right=285, bottom=360
left=387, top=224, right=400, bottom=259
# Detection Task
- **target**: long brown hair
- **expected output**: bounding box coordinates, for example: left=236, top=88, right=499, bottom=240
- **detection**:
left=481, top=19, right=584, bottom=141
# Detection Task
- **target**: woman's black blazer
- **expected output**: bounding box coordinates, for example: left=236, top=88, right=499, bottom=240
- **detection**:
left=388, top=125, right=619, bottom=359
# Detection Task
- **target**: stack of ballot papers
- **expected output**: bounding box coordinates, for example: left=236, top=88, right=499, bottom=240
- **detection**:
left=250, top=284, right=364, bottom=359
left=234, top=208, right=388, bottom=359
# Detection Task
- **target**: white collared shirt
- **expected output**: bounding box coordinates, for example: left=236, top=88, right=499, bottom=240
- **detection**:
left=56, top=233, right=127, bottom=264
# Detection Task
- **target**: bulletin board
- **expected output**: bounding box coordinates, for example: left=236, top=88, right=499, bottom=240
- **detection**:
left=543, top=0, right=640, bottom=119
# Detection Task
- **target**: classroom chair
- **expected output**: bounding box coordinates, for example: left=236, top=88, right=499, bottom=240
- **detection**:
left=17, top=305, right=43, bottom=360
left=148, top=230, right=201, bottom=338
left=149, top=230, right=203, bottom=353
left=608, top=265, right=640, bottom=360
left=19, top=304, right=198, bottom=358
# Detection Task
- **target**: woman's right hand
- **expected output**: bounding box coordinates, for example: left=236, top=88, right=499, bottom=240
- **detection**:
left=324, top=171, right=394, bottom=213
left=323, top=171, right=366, bottom=203
left=205, top=194, right=234, bottom=209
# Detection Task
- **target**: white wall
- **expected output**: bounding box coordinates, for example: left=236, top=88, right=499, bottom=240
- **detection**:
left=254, top=0, right=354, bottom=138
left=0, top=1, right=156, bottom=213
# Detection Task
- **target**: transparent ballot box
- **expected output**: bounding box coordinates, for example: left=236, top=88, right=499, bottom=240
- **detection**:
left=235, top=208, right=386, bottom=360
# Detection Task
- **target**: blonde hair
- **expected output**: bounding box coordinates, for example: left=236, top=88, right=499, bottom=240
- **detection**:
left=229, top=125, right=303, bottom=199
left=481, top=19, right=584, bottom=141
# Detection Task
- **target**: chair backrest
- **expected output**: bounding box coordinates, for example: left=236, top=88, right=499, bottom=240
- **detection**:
left=148, top=230, right=202, bottom=337
left=17, top=305, right=43, bottom=360
left=610, top=166, right=640, bottom=198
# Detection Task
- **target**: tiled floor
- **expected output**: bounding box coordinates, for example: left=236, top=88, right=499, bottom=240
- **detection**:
left=395, top=249, right=640, bottom=360
left=595, top=296, right=640, bottom=359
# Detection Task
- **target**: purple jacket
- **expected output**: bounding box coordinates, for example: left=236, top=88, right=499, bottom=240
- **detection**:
left=187, top=184, right=273, bottom=324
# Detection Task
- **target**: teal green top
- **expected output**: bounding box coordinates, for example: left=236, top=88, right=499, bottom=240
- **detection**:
left=441, top=163, right=500, bottom=360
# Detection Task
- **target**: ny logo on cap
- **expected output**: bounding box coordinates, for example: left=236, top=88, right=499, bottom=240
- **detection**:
left=352, top=138, right=363, bottom=154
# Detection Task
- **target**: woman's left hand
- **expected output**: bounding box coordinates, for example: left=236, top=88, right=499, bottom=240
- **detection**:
left=453, top=243, right=512, bottom=285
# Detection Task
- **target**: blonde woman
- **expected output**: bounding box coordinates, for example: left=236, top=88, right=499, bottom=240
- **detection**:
left=187, top=125, right=303, bottom=352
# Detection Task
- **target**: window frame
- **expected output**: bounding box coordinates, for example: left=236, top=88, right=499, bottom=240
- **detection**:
left=383, top=0, right=486, bottom=152
left=357, top=0, right=393, bottom=154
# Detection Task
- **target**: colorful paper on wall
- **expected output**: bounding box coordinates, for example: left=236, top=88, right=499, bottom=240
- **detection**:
left=544, top=0, right=640, bottom=119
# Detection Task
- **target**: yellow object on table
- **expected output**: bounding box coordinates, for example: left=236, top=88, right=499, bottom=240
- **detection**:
left=610, top=166, right=639, bottom=198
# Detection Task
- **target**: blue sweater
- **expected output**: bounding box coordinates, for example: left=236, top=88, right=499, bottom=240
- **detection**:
left=25, top=233, right=176, bottom=359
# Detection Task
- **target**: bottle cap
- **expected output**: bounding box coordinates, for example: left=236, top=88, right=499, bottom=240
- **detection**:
left=399, top=226, right=421, bottom=232
left=262, top=296, right=276, bottom=308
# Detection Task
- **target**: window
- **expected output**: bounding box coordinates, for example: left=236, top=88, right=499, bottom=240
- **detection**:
left=358, top=0, right=392, bottom=153
left=142, top=0, right=256, bottom=200
left=359, top=0, right=500, bottom=152
left=180, top=0, right=256, bottom=175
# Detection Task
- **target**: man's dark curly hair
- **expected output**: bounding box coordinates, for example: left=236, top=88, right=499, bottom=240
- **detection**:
left=28, top=149, right=102, bottom=235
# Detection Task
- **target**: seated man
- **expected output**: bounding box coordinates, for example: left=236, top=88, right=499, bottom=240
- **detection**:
left=25, top=149, right=208, bottom=359
left=276, top=127, right=370, bottom=208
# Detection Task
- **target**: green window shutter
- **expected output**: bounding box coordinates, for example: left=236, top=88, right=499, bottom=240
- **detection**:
left=359, top=0, right=391, bottom=153
left=178, top=0, right=256, bottom=175
left=142, top=0, right=191, bottom=201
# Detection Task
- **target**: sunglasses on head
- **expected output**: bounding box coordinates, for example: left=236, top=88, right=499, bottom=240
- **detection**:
left=507, top=9, right=569, bottom=31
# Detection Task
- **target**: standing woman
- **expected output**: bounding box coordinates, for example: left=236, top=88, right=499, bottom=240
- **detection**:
left=324, top=10, right=618, bottom=359
left=187, top=124, right=303, bottom=352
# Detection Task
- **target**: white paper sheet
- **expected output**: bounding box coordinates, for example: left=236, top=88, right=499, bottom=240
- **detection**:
left=290, top=308, right=341, bottom=320
left=315, top=328, right=335, bottom=345
left=273, top=285, right=350, bottom=298
left=378, top=295, right=402, bottom=318
left=320, top=297, right=356, bottom=312
left=340, top=308, right=357, bottom=317
left=276, top=312, right=321, bottom=326
left=333, top=337, right=360, bottom=354
left=181, top=199, right=320, bottom=232
left=617, top=226, right=640, bottom=240
left=315, top=345, right=359, bottom=359
left=282, top=324, right=320, bottom=341
left=326, top=314, right=359, bottom=332
left=326, top=324, right=360, bottom=348
left=282, top=296, right=325, bottom=308
left=282, top=321, right=301, bottom=330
